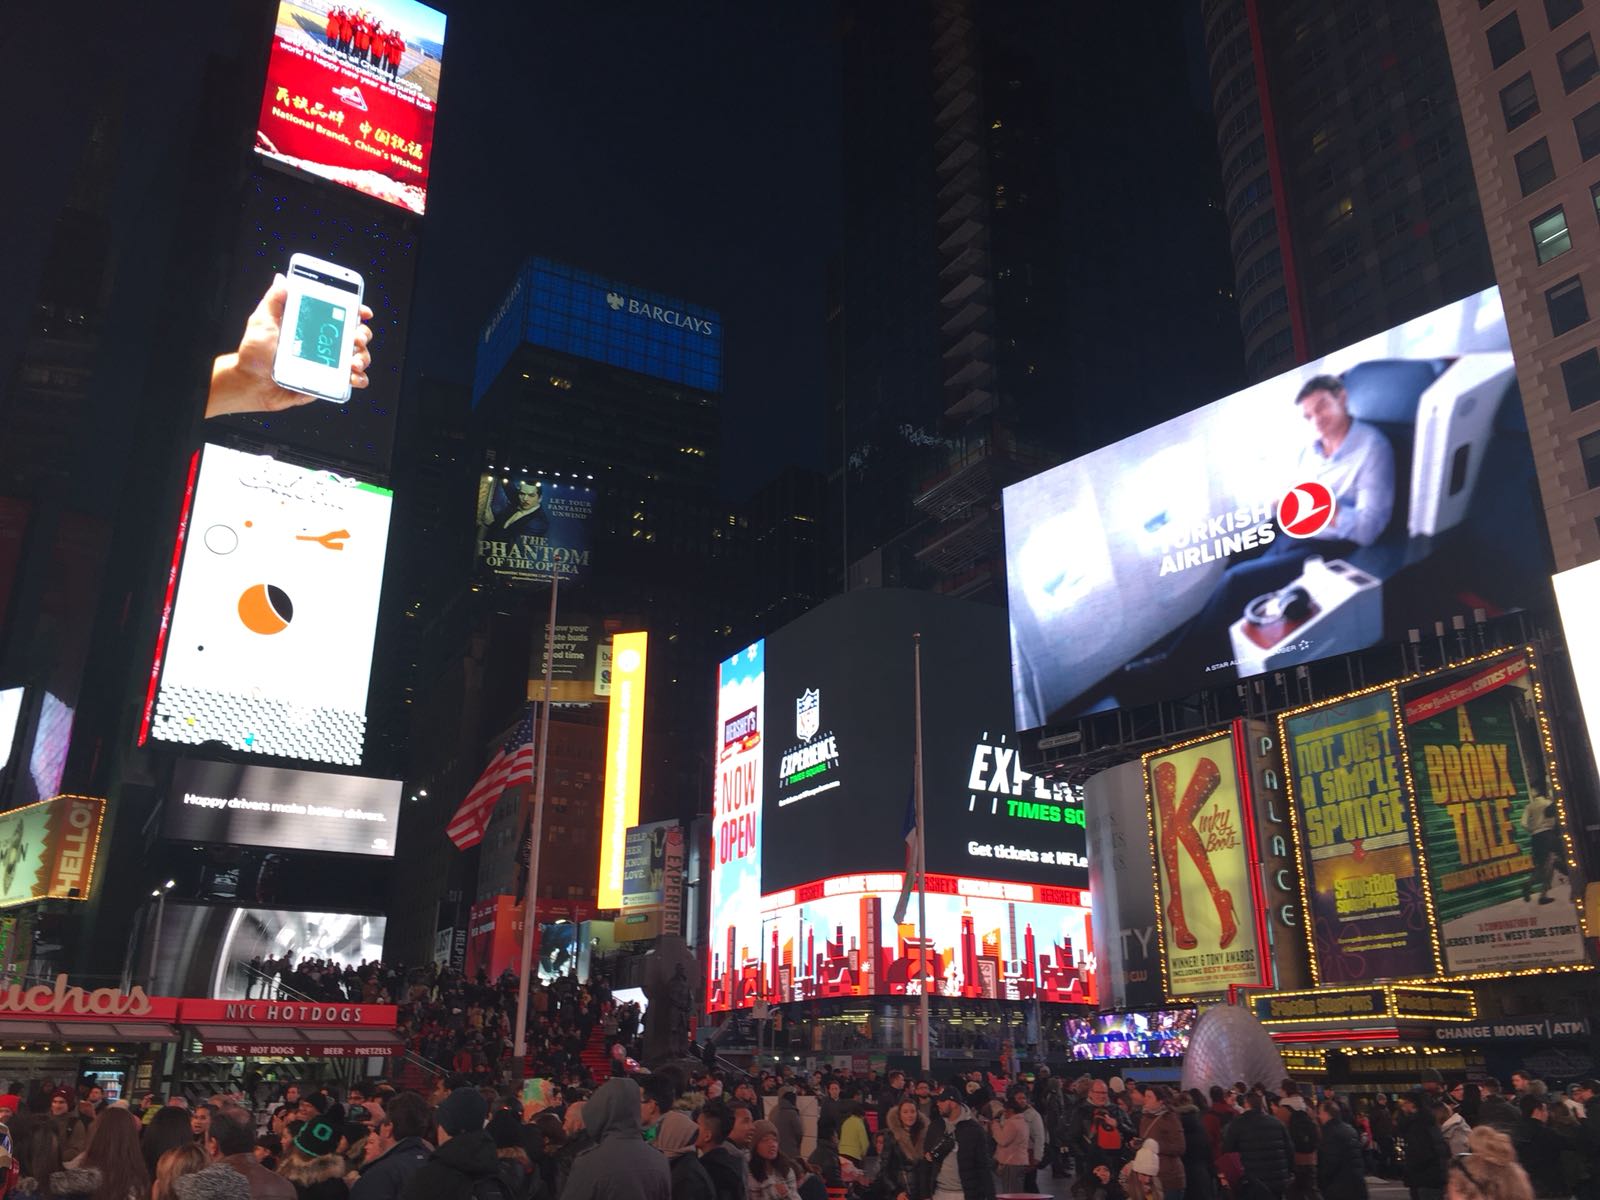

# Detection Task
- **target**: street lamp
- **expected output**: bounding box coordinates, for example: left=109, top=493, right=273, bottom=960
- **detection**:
left=147, top=880, right=176, bottom=990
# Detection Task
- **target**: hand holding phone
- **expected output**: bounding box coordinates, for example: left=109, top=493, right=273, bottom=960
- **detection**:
left=271, top=253, right=366, bottom=402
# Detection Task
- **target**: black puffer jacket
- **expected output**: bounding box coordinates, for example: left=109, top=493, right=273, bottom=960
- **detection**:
left=1316, top=1117, right=1368, bottom=1200
left=1396, top=1111, right=1447, bottom=1193
left=1221, top=1110, right=1293, bottom=1193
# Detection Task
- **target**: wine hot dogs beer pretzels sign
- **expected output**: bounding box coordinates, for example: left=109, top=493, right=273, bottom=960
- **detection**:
left=1144, top=733, right=1265, bottom=999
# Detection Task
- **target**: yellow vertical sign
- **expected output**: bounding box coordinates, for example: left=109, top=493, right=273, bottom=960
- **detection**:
left=597, top=632, right=648, bottom=908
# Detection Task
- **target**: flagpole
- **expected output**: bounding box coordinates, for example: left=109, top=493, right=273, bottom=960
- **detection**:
left=914, top=632, right=930, bottom=1077
left=514, top=571, right=560, bottom=1067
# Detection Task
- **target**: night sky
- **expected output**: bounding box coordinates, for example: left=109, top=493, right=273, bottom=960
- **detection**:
left=407, top=3, right=842, bottom=500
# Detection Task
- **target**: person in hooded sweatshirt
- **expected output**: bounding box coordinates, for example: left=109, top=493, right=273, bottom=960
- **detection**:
left=397, top=1088, right=501, bottom=1200
left=560, top=1077, right=670, bottom=1200
left=656, top=1111, right=715, bottom=1200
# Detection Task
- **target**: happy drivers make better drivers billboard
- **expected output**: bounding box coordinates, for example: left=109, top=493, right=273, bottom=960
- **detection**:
left=1004, top=288, right=1546, bottom=728
left=255, top=0, right=446, bottom=215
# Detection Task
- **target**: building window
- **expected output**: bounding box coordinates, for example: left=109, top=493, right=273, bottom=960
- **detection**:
left=1592, top=180, right=1600, bottom=221
left=1487, top=13, right=1525, bottom=66
left=1559, top=34, right=1599, bottom=92
left=1517, top=137, right=1558, bottom=191
left=1579, top=103, right=1600, bottom=158
left=1501, top=73, right=1540, bottom=129
left=1547, top=275, right=1590, bottom=334
left=1561, top=348, right=1600, bottom=409
left=1533, top=206, right=1574, bottom=262
left=1582, top=428, right=1600, bottom=488
left=1547, top=0, right=1583, bottom=27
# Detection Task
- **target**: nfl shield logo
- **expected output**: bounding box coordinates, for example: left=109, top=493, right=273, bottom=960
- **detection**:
left=796, top=689, right=820, bottom=742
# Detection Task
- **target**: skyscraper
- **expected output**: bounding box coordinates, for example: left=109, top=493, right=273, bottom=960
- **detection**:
left=831, top=0, right=1243, bottom=602
left=1204, top=0, right=1498, bottom=380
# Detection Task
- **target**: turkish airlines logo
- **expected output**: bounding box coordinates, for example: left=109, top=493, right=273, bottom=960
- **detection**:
left=1277, top=481, right=1336, bottom=539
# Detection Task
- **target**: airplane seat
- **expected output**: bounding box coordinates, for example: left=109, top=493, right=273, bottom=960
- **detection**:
left=1337, top=358, right=1449, bottom=554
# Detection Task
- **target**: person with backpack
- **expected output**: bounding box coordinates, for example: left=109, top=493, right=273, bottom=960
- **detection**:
left=397, top=1088, right=504, bottom=1200
left=1276, top=1095, right=1319, bottom=1198
left=1314, top=1100, right=1366, bottom=1200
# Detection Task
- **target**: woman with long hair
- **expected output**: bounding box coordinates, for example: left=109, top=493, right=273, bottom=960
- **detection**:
left=52, top=1107, right=151, bottom=1200
left=142, top=1107, right=196, bottom=1182
left=151, top=1143, right=208, bottom=1200
left=748, top=1120, right=801, bottom=1200
left=882, top=1097, right=927, bottom=1200
left=1445, top=1126, right=1532, bottom=1200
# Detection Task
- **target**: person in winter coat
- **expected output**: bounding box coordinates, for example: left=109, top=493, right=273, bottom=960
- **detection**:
left=1437, top=1103, right=1470, bottom=1161
left=1136, top=1086, right=1187, bottom=1200
left=696, top=1101, right=750, bottom=1200
left=924, top=1089, right=994, bottom=1200
left=1222, top=1093, right=1293, bottom=1198
left=1315, top=1100, right=1367, bottom=1200
left=1175, top=1092, right=1216, bottom=1200
left=657, top=1111, right=715, bottom=1200
left=1006, top=1087, right=1047, bottom=1193
left=749, top=1121, right=803, bottom=1200
left=772, top=1092, right=804, bottom=1163
left=838, top=1104, right=870, bottom=1169
left=1120, top=1141, right=1162, bottom=1200
left=808, top=1117, right=842, bottom=1188
left=208, top=1107, right=296, bottom=1200
left=1203, top=1088, right=1237, bottom=1164
left=1395, top=1093, right=1449, bottom=1200
left=486, top=1111, right=536, bottom=1199
left=994, top=1102, right=1032, bottom=1195
left=562, top=1077, right=671, bottom=1200
left=1511, top=1096, right=1575, bottom=1200
left=279, top=1117, right=351, bottom=1200
left=350, top=1094, right=432, bottom=1200
left=396, top=1088, right=499, bottom=1200
left=881, top=1099, right=927, bottom=1200
left=173, top=1164, right=255, bottom=1200
left=1073, top=1080, right=1137, bottom=1183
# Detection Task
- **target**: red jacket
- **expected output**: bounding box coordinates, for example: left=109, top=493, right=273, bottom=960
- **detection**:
left=325, top=11, right=339, bottom=37
left=354, top=21, right=370, bottom=49
left=387, top=36, right=403, bottom=64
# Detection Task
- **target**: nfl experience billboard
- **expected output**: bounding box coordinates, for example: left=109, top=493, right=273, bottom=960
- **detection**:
left=761, top=590, right=1087, bottom=896
left=1281, top=691, right=1438, bottom=983
left=476, top=473, right=595, bottom=583
left=165, top=760, right=401, bottom=858
left=141, top=444, right=393, bottom=766
left=1005, top=288, right=1546, bottom=728
left=255, top=0, right=445, bottom=214
left=1400, top=652, right=1588, bottom=974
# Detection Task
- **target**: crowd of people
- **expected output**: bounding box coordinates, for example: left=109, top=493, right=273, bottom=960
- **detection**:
left=4, top=1061, right=1595, bottom=1200
left=319, top=8, right=405, bottom=80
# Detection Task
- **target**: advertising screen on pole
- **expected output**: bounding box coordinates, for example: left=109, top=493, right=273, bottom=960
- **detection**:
left=709, top=642, right=764, bottom=1012
left=476, top=473, right=595, bottom=583
left=1281, top=691, right=1436, bottom=983
left=1400, top=652, right=1587, bottom=974
left=751, top=873, right=1094, bottom=1005
left=1005, top=288, right=1547, bottom=728
left=165, top=760, right=401, bottom=858
left=254, top=0, right=445, bottom=214
left=1554, top=560, right=1600, bottom=775
left=144, top=444, right=393, bottom=766
left=1144, top=733, right=1266, bottom=999
left=0, top=795, right=105, bottom=909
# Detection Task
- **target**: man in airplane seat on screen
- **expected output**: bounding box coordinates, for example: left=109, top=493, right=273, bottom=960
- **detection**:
left=1130, top=372, right=1394, bottom=677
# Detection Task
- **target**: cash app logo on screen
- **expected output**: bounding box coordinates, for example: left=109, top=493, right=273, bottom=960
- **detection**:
left=293, top=296, right=344, bottom=367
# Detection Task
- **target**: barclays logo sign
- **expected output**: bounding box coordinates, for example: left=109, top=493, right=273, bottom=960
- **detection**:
left=602, top=289, right=715, bottom=336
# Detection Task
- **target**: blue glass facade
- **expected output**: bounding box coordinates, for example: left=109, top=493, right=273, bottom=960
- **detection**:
left=475, top=258, right=723, bottom=404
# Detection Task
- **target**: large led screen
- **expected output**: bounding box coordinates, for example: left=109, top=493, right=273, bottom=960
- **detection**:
left=146, top=444, right=393, bottom=766
left=1006, top=288, right=1546, bottom=728
left=1554, top=560, right=1600, bottom=778
left=154, top=903, right=385, bottom=999
left=761, top=590, right=1087, bottom=896
left=717, top=872, right=1094, bottom=1008
left=1400, top=652, right=1587, bottom=974
left=0, top=794, right=106, bottom=909
left=475, top=472, right=595, bottom=583
left=1280, top=691, right=1436, bottom=983
left=1065, top=1008, right=1196, bottom=1060
left=255, top=0, right=445, bottom=214
left=0, top=688, right=22, bottom=773
left=708, top=642, right=764, bottom=1012
left=166, top=760, right=401, bottom=857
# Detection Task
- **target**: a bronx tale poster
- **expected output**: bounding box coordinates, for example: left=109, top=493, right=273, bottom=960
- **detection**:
left=1401, top=653, right=1587, bottom=974
left=1281, top=691, right=1437, bottom=983
left=1144, top=732, right=1263, bottom=998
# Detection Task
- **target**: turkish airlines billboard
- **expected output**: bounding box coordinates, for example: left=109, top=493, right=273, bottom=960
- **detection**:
left=1005, top=288, right=1547, bottom=727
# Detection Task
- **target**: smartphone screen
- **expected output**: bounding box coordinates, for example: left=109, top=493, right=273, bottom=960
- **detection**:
left=273, top=255, right=363, bottom=402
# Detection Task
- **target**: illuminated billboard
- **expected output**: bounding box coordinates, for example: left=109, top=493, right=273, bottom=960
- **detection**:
left=475, top=259, right=723, bottom=403
left=709, top=642, right=765, bottom=1010
left=709, top=872, right=1093, bottom=1009
left=596, top=632, right=648, bottom=908
left=476, top=473, right=595, bottom=583
left=1005, top=288, right=1547, bottom=728
left=165, top=760, right=401, bottom=858
left=1144, top=732, right=1268, bottom=1000
left=1280, top=691, right=1437, bottom=983
left=0, top=688, right=23, bottom=774
left=1400, top=652, right=1587, bottom=975
left=1065, top=1008, right=1196, bottom=1060
left=254, top=0, right=445, bottom=214
left=0, top=795, right=105, bottom=909
left=761, top=591, right=1087, bottom=896
left=155, top=903, right=385, bottom=998
left=143, top=444, right=394, bottom=766
left=1554, top=560, right=1600, bottom=777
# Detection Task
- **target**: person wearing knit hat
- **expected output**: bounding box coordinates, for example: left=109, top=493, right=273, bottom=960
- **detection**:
left=749, top=1119, right=801, bottom=1200
left=657, top=1109, right=716, bottom=1200
left=395, top=1088, right=503, bottom=1200
left=278, top=1114, right=348, bottom=1199
left=1118, top=1140, right=1162, bottom=1200
left=172, top=1162, right=253, bottom=1200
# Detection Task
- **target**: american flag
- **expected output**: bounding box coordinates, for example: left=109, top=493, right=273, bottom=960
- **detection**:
left=446, top=705, right=537, bottom=850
